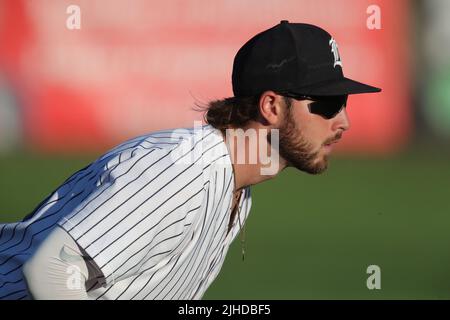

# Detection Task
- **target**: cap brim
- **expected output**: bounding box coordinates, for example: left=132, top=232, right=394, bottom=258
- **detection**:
left=293, top=77, right=381, bottom=96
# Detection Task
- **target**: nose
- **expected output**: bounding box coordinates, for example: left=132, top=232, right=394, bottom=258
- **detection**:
left=332, top=107, right=351, bottom=132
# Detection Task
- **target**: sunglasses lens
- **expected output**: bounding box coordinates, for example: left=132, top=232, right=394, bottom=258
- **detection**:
left=308, top=96, right=347, bottom=119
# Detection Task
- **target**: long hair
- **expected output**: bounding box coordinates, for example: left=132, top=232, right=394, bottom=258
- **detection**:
left=192, top=94, right=293, bottom=132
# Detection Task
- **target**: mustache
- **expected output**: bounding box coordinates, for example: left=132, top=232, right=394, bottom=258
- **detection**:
left=323, top=132, right=343, bottom=145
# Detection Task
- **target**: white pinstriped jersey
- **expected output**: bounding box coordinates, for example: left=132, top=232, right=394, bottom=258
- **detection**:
left=0, top=124, right=252, bottom=300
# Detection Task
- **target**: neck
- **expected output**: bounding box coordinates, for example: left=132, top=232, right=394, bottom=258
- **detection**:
left=220, top=125, right=288, bottom=192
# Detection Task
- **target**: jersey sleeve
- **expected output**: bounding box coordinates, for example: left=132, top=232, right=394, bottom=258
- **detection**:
left=57, top=144, right=206, bottom=286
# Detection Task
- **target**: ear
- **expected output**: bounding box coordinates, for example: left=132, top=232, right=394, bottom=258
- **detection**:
left=258, top=91, right=286, bottom=127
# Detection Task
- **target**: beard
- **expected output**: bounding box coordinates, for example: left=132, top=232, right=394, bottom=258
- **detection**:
left=267, top=108, right=330, bottom=175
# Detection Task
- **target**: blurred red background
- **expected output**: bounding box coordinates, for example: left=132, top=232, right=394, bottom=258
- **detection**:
left=0, top=0, right=410, bottom=153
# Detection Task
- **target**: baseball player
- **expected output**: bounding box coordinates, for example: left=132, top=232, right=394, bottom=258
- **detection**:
left=0, top=21, right=380, bottom=300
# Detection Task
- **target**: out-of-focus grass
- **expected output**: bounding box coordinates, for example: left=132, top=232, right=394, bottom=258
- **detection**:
left=0, top=151, right=98, bottom=222
left=1, top=148, right=450, bottom=299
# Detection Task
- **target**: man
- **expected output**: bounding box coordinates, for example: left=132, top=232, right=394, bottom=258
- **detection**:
left=0, top=20, right=380, bottom=300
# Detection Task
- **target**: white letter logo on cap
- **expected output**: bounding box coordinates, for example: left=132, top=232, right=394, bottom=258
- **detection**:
left=329, top=38, right=342, bottom=68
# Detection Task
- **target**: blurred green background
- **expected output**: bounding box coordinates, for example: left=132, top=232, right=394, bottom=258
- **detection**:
left=2, top=145, right=449, bottom=299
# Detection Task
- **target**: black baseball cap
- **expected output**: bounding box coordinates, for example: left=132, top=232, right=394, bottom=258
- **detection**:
left=232, top=20, right=381, bottom=97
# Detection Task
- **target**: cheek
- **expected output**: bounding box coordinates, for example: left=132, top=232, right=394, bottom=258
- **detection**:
left=294, top=111, right=330, bottom=147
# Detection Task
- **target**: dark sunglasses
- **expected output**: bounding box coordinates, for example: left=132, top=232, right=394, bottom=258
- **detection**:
left=277, top=92, right=348, bottom=119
